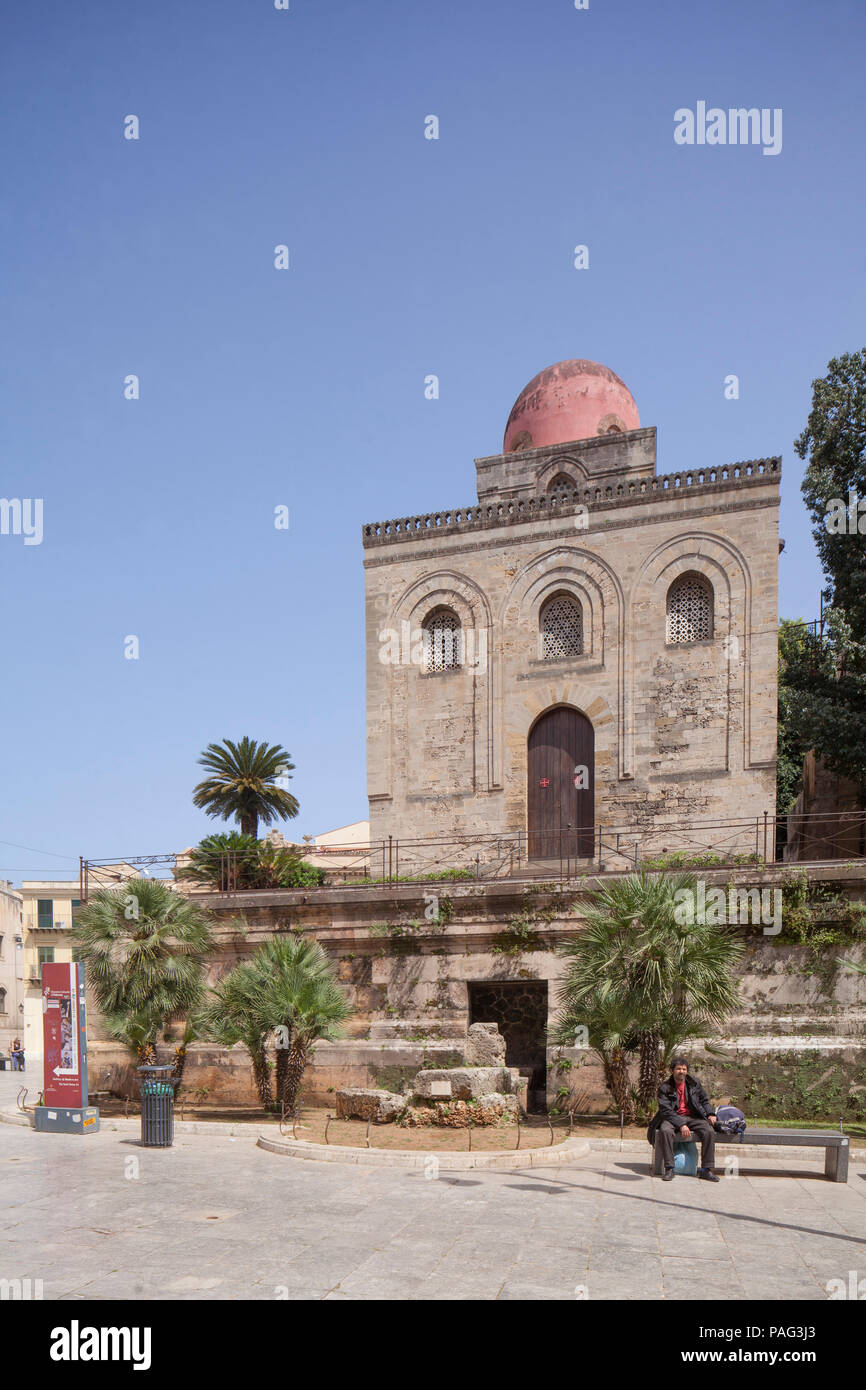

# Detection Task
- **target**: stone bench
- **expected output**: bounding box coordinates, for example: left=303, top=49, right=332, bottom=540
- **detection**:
left=651, top=1127, right=849, bottom=1182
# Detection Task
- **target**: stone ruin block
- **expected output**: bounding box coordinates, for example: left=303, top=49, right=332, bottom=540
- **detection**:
left=413, top=1066, right=521, bottom=1102
left=465, top=1022, right=507, bottom=1067
left=335, top=1087, right=405, bottom=1123
left=401, top=1094, right=520, bottom=1128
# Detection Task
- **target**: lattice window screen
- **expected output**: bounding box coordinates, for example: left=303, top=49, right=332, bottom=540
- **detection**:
left=423, top=608, right=462, bottom=671
left=547, top=473, right=576, bottom=500
left=666, top=575, right=713, bottom=644
left=541, top=594, right=583, bottom=660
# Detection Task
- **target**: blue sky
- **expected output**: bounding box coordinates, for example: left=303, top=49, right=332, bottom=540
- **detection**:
left=2, top=0, right=864, bottom=883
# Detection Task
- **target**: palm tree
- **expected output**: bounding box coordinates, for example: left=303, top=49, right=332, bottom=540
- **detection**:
left=281, top=968, right=352, bottom=1113
left=177, top=832, right=324, bottom=892
left=192, top=738, right=300, bottom=840
left=102, top=1008, right=161, bottom=1068
left=557, top=872, right=742, bottom=1117
left=245, top=935, right=351, bottom=1113
left=169, top=1017, right=199, bottom=1088
left=72, top=878, right=214, bottom=1073
left=554, top=995, right=640, bottom=1121
left=177, top=832, right=261, bottom=891
left=197, top=963, right=275, bottom=1110
left=254, top=935, right=337, bottom=1110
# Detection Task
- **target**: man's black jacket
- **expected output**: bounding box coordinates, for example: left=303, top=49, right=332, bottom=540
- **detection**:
left=647, top=1074, right=715, bottom=1144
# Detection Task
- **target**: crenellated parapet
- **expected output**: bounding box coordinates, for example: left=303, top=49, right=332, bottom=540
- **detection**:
left=362, top=456, right=781, bottom=549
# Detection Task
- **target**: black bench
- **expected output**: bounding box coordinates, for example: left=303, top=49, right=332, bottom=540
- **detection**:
left=651, top=1128, right=849, bottom=1182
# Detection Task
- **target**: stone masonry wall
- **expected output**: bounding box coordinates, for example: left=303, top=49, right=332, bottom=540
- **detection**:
left=84, top=868, right=866, bottom=1117
left=364, top=439, right=780, bottom=859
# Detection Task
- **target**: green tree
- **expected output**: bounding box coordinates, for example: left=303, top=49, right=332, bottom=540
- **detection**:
left=797, top=348, right=866, bottom=633
left=253, top=935, right=335, bottom=1110
left=101, top=1007, right=161, bottom=1068
left=556, top=873, right=742, bottom=1119
left=177, top=832, right=324, bottom=891
left=192, top=737, right=300, bottom=840
left=553, top=996, right=639, bottom=1122
left=249, top=937, right=351, bottom=1113
left=779, top=609, right=866, bottom=803
left=73, top=878, right=215, bottom=1076
left=197, top=960, right=275, bottom=1110
left=776, top=619, right=814, bottom=813
left=781, top=350, right=866, bottom=803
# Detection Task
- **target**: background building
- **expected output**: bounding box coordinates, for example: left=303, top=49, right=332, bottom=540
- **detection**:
left=0, top=881, right=24, bottom=1058
left=15, top=878, right=83, bottom=1063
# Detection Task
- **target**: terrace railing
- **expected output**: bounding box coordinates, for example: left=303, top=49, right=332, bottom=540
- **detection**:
left=80, top=807, right=866, bottom=898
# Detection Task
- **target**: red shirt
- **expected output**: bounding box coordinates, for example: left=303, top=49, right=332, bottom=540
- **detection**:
left=676, top=1082, right=690, bottom=1116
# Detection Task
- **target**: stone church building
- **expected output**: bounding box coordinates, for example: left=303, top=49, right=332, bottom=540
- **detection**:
left=363, top=359, right=781, bottom=864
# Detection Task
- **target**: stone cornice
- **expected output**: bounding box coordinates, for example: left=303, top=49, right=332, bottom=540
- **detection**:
left=362, top=458, right=781, bottom=550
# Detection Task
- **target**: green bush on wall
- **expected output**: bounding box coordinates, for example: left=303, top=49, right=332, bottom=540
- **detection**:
left=699, top=1048, right=866, bottom=1126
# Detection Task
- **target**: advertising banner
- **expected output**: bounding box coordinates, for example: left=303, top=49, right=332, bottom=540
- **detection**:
left=41, top=962, right=88, bottom=1108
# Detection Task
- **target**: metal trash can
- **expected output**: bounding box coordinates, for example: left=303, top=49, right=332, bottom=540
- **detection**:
left=137, top=1065, right=175, bottom=1147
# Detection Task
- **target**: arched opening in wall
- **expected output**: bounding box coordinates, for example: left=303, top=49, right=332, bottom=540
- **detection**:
left=666, top=572, right=714, bottom=644
left=422, top=606, right=462, bottom=672
left=527, top=705, right=595, bottom=861
left=468, top=980, right=549, bottom=1112
left=546, top=473, right=577, bottom=502
left=540, top=591, right=583, bottom=660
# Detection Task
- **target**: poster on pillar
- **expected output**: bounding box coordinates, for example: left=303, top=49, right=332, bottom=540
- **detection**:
left=41, top=962, right=89, bottom=1108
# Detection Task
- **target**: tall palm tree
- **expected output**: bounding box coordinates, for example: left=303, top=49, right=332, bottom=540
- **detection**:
left=73, top=878, right=214, bottom=1072
left=557, top=872, right=742, bottom=1117
left=192, top=738, right=300, bottom=840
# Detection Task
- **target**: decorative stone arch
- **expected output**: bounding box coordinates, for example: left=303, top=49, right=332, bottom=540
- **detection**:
left=597, top=412, right=627, bottom=435
left=534, top=453, right=589, bottom=497
left=498, top=547, right=630, bottom=778
left=392, top=569, right=493, bottom=637
left=630, top=533, right=752, bottom=771
left=666, top=571, right=715, bottom=645
left=539, top=590, right=585, bottom=661
left=387, top=570, right=496, bottom=791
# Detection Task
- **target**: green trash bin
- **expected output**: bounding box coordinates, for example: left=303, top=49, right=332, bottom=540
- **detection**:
left=137, top=1065, right=175, bottom=1147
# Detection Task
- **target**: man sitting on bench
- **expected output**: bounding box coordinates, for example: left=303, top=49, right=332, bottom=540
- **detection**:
left=652, top=1057, right=720, bottom=1183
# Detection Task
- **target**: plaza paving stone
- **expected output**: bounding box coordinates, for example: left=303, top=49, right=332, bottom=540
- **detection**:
left=1, top=1075, right=864, bottom=1301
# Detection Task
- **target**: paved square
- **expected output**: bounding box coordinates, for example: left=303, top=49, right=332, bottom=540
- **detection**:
left=3, top=1076, right=864, bottom=1301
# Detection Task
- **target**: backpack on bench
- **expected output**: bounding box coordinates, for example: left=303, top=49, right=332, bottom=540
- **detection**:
left=714, top=1105, right=746, bottom=1139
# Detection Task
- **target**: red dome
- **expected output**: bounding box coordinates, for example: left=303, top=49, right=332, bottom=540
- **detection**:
left=503, top=359, right=640, bottom=453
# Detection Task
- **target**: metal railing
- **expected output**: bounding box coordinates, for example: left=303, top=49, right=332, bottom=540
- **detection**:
left=80, top=809, right=866, bottom=899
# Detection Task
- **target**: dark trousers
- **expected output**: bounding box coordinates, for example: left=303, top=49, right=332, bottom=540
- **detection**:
left=658, top=1117, right=716, bottom=1171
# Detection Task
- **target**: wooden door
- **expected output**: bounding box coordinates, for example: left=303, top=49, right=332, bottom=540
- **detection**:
left=527, top=706, right=594, bottom=860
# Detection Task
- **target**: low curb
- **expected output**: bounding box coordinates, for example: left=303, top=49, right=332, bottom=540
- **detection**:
left=256, top=1133, right=590, bottom=1169
left=0, top=1106, right=270, bottom=1138
left=0, top=1107, right=33, bottom=1129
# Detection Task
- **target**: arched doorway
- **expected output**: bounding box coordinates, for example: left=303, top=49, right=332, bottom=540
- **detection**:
left=527, top=706, right=595, bottom=860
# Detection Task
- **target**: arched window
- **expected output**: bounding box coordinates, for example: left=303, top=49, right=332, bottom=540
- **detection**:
left=547, top=473, right=576, bottom=502
left=666, top=573, right=713, bottom=644
left=423, top=607, right=462, bottom=672
left=540, top=592, right=583, bottom=660
left=0, top=987, right=6, bottom=1013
